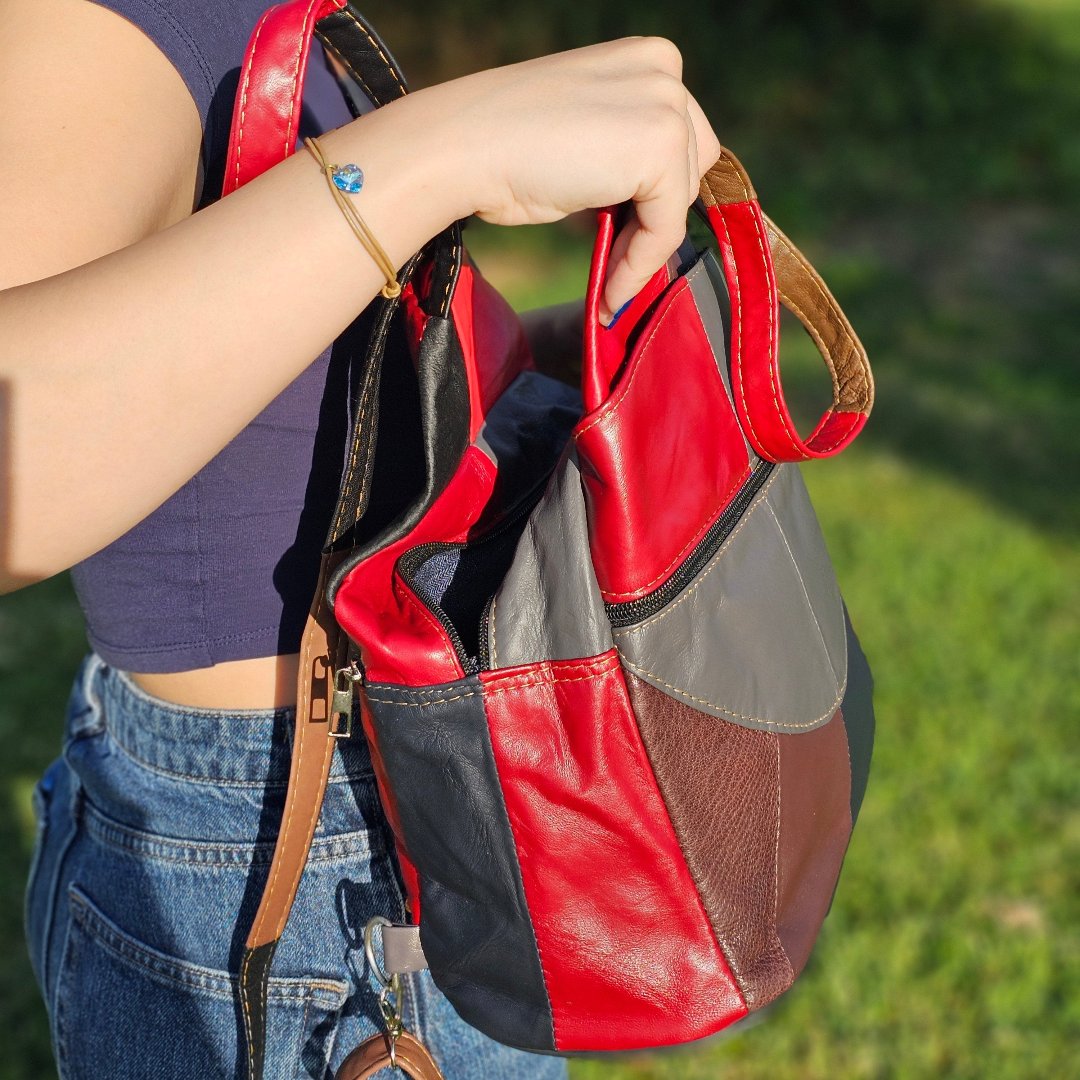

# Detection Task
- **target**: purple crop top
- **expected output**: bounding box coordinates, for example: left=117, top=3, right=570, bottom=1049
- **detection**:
left=70, top=2, right=379, bottom=671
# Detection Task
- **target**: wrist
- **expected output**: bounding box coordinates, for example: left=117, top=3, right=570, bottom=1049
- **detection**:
left=315, top=94, right=476, bottom=262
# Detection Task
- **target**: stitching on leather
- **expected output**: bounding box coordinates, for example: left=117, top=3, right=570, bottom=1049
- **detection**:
left=778, top=289, right=841, bottom=406
left=242, top=558, right=337, bottom=1065
left=481, top=655, right=618, bottom=689
left=748, top=205, right=804, bottom=459
left=444, top=235, right=459, bottom=313
left=334, top=364, right=379, bottom=537
left=599, top=463, right=752, bottom=601
left=365, top=661, right=618, bottom=708
left=618, top=654, right=844, bottom=731
left=763, top=500, right=841, bottom=695
left=503, top=814, right=560, bottom=1048
left=317, top=33, right=379, bottom=105
left=232, top=7, right=275, bottom=193
left=367, top=656, right=611, bottom=699
left=574, top=264, right=704, bottom=437
left=719, top=150, right=752, bottom=202
left=240, top=947, right=255, bottom=1079
left=255, top=580, right=335, bottom=948
left=609, top=469, right=781, bottom=633
left=285, top=0, right=326, bottom=158
left=340, top=7, right=407, bottom=95
left=771, top=734, right=795, bottom=986
left=814, top=413, right=859, bottom=455
left=713, top=211, right=766, bottom=458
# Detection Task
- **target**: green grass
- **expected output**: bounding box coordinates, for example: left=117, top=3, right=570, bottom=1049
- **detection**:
left=2, top=0, right=1077, bottom=1076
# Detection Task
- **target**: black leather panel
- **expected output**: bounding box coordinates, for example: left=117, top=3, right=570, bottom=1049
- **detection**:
left=840, top=605, right=875, bottom=825
left=315, top=3, right=410, bottom=108
left=364, top=677, right=556, bottom=1052
left=327, top=313, right=472, bottom=605
left=239, top=940, right=278, bottom=1080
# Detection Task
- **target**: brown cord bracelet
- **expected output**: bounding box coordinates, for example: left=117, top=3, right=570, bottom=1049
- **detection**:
left=304, top=135, right=402, bottom=300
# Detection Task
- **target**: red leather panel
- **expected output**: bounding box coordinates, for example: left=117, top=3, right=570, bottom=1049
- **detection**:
left=574, top=277, right=751, bottom=602
left=223, top=0, right=346, bottom=196
left=449, top=264, right=535, bottom=441
left=582, top=206, right=672, bottom=414
left=481, top=651, right=747, bottom=1051
left=334, top=446, right=498, bottom=684
left=706, top=201, right=865, bottom=461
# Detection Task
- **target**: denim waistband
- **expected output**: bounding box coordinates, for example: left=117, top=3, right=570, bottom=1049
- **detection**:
left=71, top=652, right=375, bottom=786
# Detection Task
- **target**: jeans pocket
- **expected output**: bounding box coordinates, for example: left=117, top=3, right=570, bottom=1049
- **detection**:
left=54, top=884, right=348, bottom=1080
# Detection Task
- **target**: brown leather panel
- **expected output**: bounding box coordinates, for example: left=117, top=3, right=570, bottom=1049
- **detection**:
left=775, top=709, right=853, bottom=976
left=765, top=214, right=874, bottom=415
left=625, top=672, right=792, bottom=1009
left=335, top=1029, right=446, bottom=1080
left=699, top=148, right=758, bottom=206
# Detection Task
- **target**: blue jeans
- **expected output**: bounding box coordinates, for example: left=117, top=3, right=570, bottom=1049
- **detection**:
left=25, top=652, right=570, bottom=1079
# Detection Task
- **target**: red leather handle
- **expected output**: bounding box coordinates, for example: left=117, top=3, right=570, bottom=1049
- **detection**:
left=585, top=148, right=873, bottom=462
left=222, top=0, right=347, bottom=197
left=223, top=10, right=872, bottom=462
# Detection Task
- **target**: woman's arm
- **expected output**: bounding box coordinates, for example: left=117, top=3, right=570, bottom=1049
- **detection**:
left=0, top=0, right=720, bottom=593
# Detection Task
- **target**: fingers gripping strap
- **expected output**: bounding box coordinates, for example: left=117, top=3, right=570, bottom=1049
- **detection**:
left=699, top=149, right=873, bottom=461
left=240, top=549, right=347, bottom=1080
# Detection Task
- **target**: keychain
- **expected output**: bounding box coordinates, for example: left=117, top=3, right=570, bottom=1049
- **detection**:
left=334, top=917, right=446, bottom=1080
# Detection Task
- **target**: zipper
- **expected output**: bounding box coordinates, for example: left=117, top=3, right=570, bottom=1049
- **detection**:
left=396, top=480, right=550, bottom=674
left=477, top=593, right=497, bottom=672
left=605, top=458, right=776, bottom=628
left=394, top=539, right=478, bottom=673
left=329, top=659, right=365, bottom=739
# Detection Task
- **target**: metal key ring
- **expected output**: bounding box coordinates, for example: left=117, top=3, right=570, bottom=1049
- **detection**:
left=363, top=914, right=396, bottom=992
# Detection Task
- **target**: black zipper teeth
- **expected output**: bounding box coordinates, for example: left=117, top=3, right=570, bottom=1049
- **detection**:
left=477, top=593, right=497, bottom=672
left=397, top=480, right=549, bottom=673
left=605, top=459, right=777, bottom=628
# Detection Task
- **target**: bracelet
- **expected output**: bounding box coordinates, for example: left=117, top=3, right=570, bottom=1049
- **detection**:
left=304, top=135, right=402, bottom=300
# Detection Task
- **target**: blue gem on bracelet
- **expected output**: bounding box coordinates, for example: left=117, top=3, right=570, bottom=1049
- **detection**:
left=331, top=163, right=364, bottom=193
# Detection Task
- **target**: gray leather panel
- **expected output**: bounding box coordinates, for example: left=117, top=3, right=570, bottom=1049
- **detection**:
left=382, top=924, right=429, bottom=974
left=689, top=249, right=756, bottom=464
left=364, top=678, right=555, bottom=1051
left=613, top=464, right=847, bottom=733
left=690, top=251, right=732, bottom=395
left=487, top=450, right=612, bottom=669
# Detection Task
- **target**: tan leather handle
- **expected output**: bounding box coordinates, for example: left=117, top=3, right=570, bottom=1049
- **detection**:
left=335, top=1030, right=446, bottom=1080
left=697, top=148, right=874, bottom=460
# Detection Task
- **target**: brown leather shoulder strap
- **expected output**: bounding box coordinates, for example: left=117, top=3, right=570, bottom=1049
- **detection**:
left=239, top=549, right=349, bottom=1080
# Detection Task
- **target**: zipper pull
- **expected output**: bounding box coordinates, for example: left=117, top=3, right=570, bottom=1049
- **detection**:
left=330, top=660, right=364, bottom=739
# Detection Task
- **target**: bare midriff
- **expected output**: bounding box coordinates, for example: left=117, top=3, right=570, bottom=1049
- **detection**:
left=129, top=652, right=302, bottom=710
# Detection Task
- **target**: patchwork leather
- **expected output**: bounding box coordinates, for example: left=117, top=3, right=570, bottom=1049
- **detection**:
left=223, top=2, right=876, bottom=1071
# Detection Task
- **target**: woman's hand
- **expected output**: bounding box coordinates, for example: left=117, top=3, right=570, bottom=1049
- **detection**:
left=396, top=37, right=722, bottom=325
